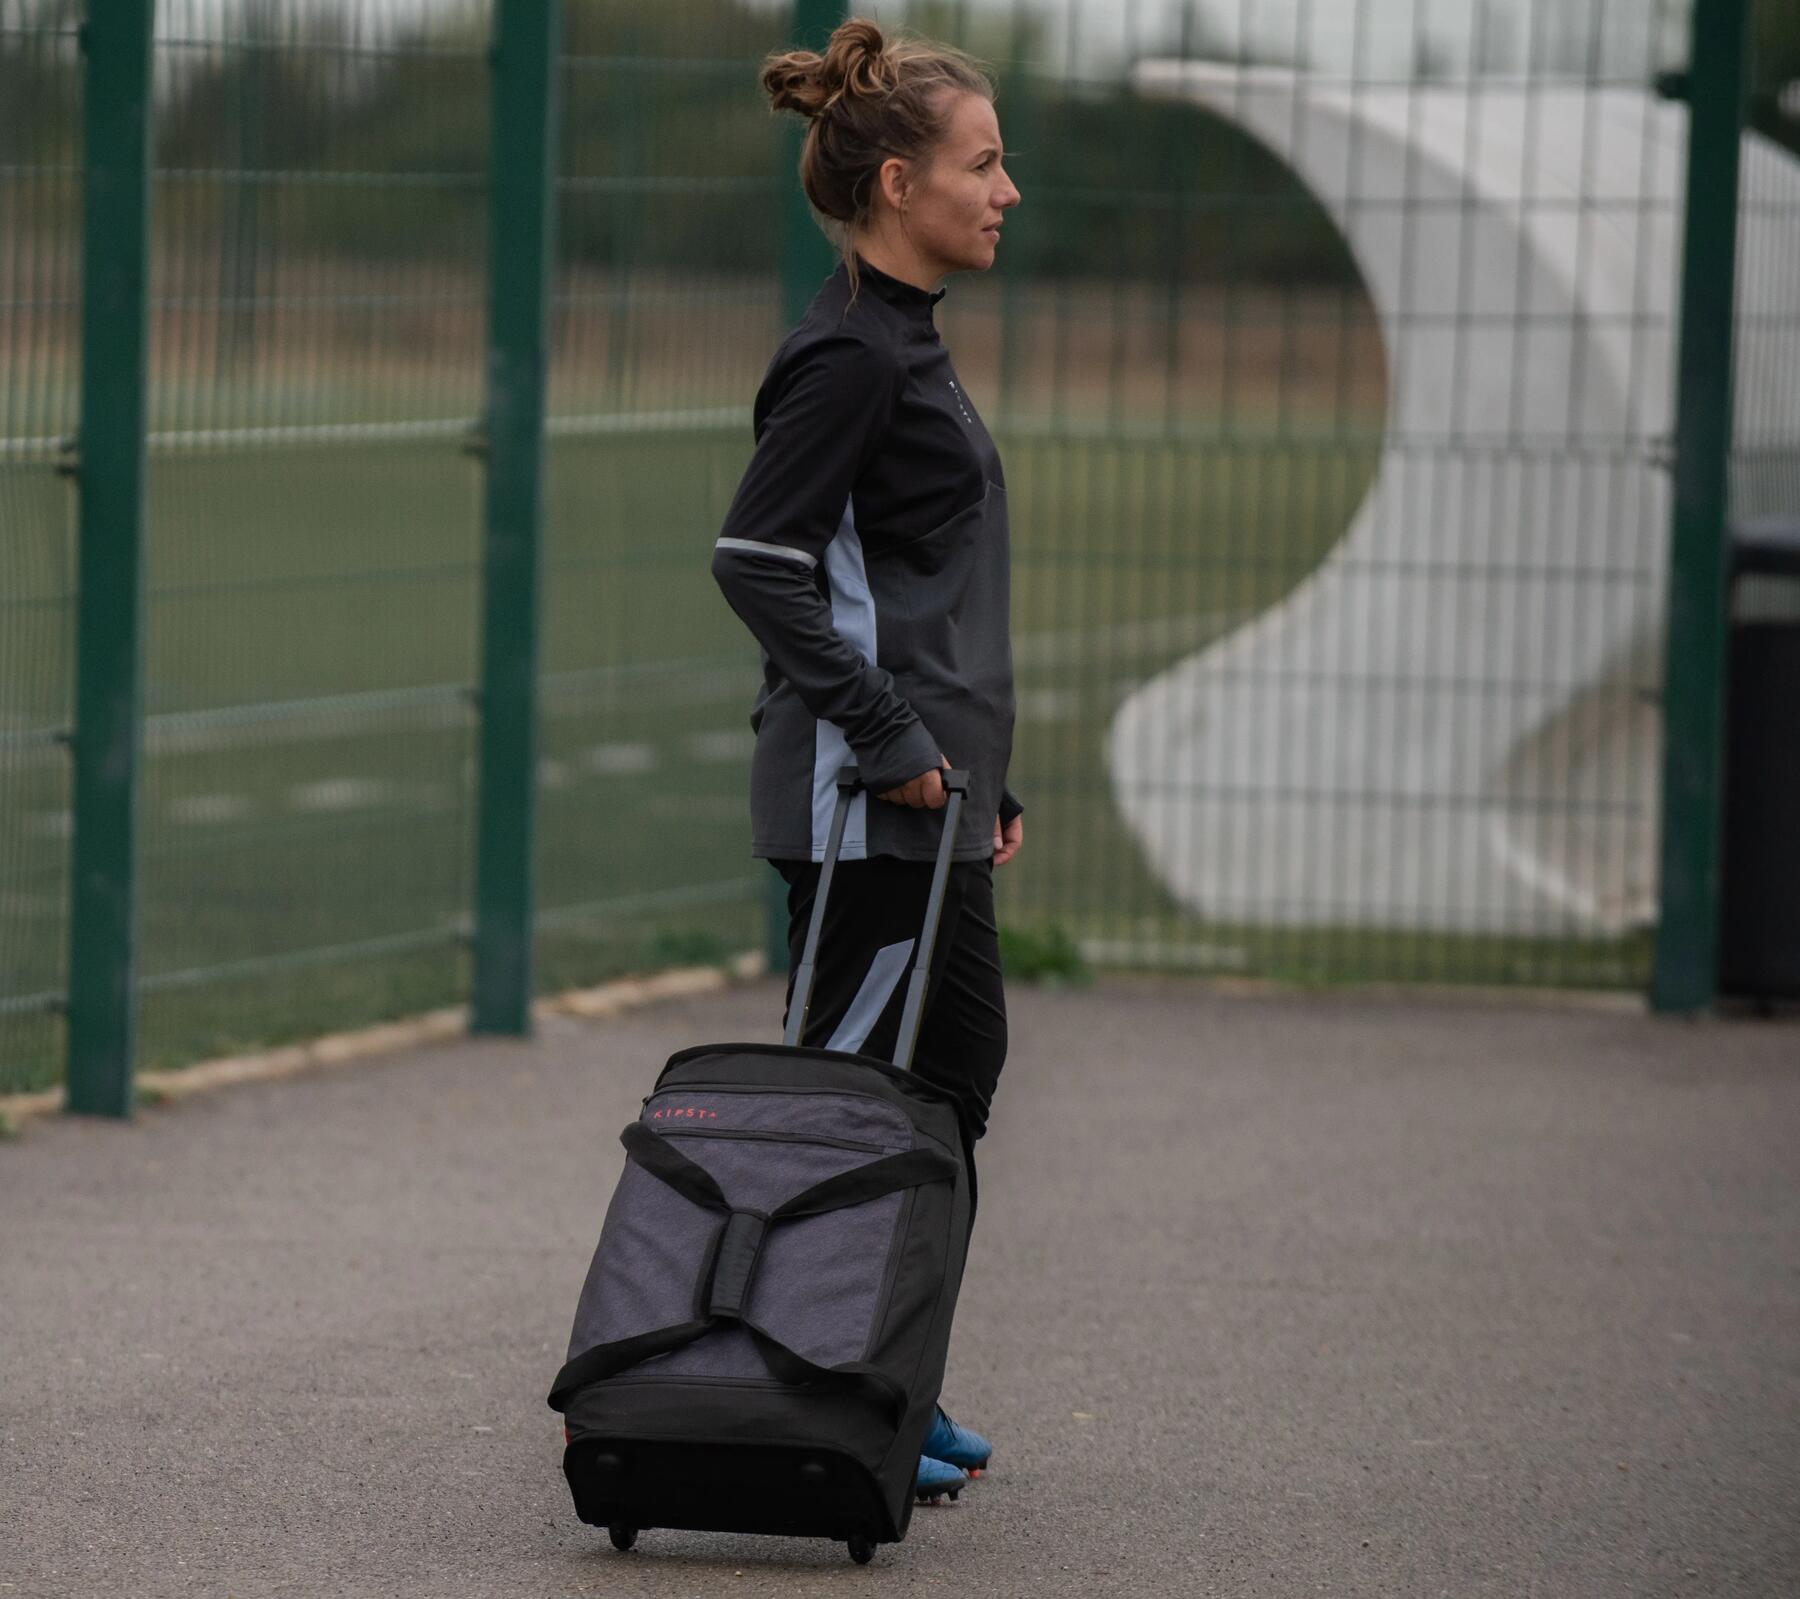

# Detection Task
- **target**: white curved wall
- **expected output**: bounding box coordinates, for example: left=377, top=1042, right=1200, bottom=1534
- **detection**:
left=1109, top=65, right=1800, bottom=936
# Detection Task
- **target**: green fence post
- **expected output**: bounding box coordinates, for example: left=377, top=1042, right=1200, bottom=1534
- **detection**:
left=471, top=0, right=562, bottom=1035
left=764, top=0, right=849, bottom=975
left=64, top=1, right=155, bottom=1118
left=1651, top=0, right=1751, bottom=1014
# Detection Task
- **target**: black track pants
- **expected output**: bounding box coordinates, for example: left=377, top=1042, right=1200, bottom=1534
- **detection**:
left=774, top=855, right=1008, bottom=1223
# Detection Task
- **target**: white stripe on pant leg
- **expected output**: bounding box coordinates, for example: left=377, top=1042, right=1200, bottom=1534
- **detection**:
left=826, top=939, right=916, bottom=1055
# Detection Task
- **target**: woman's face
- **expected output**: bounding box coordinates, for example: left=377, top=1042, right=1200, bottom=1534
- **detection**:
left=881, top=91, right=1021, bottom=278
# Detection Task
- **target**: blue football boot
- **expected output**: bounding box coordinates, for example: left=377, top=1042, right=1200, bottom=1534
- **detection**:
left=924, top=1405, right=992, bottom=1478
left=913, top=1453, right=968, bottom=1504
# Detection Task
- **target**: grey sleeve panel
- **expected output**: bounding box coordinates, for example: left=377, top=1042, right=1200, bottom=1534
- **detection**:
left=711, top=544, right=943, bottom=794
left=712, top=330, right=942, bottom=796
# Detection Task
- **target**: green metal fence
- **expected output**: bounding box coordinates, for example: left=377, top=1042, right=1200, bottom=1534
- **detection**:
left=2, top=0, right=1795, bottom=1107
left=530, top=1, right=790, bottom=1005
left=1, top=0, right=82, bottom=1094
left=126, top=1, right=490, bottom=1098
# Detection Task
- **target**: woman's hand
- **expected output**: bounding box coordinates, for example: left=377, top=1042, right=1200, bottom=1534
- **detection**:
left=878, top=755, right=951, bottom=809
left=993, top=812, right=1023, bottom=866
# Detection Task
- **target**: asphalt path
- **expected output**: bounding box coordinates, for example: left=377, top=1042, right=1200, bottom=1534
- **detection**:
left=3, top=979, right=1797, bottom=1598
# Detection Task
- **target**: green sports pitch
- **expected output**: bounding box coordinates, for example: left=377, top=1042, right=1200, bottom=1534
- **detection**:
left=0, top=418, right=1643, bottom=1097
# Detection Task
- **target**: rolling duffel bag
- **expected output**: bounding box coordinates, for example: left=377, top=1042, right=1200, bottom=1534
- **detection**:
left=548, top=766, right=977, bottom=1566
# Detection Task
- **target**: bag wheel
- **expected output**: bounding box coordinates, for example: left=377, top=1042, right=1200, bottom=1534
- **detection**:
left=608, top=1525, right=638, bottom=1553
left=846, top=1535, right=875, bottom=1565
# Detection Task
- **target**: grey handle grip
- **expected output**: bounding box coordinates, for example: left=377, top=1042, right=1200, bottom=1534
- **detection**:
left=783, top=764, right=968, bottom=1072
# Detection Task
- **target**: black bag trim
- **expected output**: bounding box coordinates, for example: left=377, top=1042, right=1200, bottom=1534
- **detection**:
left=707, top=1211, right=768, bottom=1320
left=770, top=1148, right=956, bottom=1218
left=546, top=1125, right=958, bottom=1415
left=618, top=1120, right=731, bottom=1211
left=657, top=1042, right=964, bottom=1110
left=549, top=1316, right=715, bottom=1405
left=650, top=1124, right=893, bottom=1155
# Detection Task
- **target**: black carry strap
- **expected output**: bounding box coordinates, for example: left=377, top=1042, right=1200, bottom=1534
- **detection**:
left=617, top=1120, right=731, bottom=1211
left=546, top=1124, right=957, bottom=1414
left=772, top=1148, right=959, bottom=1219
left=548, top=1316, right=716, bottom=1403
left=783, top=763, right=969, bottom=1072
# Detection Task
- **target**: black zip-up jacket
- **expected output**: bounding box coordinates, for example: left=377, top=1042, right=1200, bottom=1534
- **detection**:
left=711, top=255, right=1021, bottom=864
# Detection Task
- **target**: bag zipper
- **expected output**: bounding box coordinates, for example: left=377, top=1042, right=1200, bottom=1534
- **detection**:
left=658, top=1125, right=892, bottom=1156
left=648, top=1080, right=908, bottom=1111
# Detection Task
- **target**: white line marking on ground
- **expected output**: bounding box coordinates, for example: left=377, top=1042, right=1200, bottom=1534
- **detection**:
left=168, top=793, right=253, bottom=826
left=1016, top=689, right=1082, bottom=723
left=3, top=892, right=68, bottom=918
left=582, top=742, right=658, bottom=776
left=683, top=729, right=755, bottom=763
left=288, top=777, right=399, bottom=812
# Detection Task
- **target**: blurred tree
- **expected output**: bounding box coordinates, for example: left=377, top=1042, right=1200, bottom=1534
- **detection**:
left=1751, top=0, right=1800, bottom=153
left=0, top=0, right=82, bottom=166
left=110, top=0, right=1353, bottom=285
left=8, top=1, right=1798, bottom=261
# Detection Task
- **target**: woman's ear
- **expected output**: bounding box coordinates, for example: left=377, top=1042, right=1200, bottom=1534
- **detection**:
left=876, top=154, right=910, bottom=213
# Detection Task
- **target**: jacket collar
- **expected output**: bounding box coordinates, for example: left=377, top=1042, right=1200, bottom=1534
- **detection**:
left=847, top=253, right=947, bottom=321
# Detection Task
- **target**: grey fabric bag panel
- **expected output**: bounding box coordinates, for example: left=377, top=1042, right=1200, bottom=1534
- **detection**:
left=567, top=1090, right=915, bottom=1381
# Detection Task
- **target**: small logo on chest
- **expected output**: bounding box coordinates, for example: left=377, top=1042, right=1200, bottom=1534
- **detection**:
left=947, top=379, right=975, bottom=426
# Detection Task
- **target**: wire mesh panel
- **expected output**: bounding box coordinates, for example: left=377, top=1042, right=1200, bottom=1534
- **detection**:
left=10, top=0, right=1793, bottom=1102
left=134, top=0, right=489, bottom=1069
left=846, top=0, right=1727, bottom=988
left=534, top=1, right=795, bottom=989
left=0, top=0, right=81, bottom=1092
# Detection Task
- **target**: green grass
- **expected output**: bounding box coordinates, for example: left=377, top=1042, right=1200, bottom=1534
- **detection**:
left=0, top=420, right=1650, bottom=1097
left=998, top=921, right=1093, bottom=987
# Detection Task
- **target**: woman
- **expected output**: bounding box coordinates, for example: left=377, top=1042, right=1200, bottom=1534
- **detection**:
left=710, top=18, right=1023, bottom=1500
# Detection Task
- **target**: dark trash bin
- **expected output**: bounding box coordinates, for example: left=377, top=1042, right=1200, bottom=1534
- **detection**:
left=1718, top=519, right=1800, bottom=1001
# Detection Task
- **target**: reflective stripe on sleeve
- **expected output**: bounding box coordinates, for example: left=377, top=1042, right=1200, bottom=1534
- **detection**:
left=714, top=537, right=818, bottom=569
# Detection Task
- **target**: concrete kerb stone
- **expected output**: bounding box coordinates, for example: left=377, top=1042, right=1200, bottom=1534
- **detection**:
left=0, top=955, right=1648, bottom=1138
left=1171, top=973, right=1648, bottom=1015
left=0, top=950, right=768, bottom=1134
